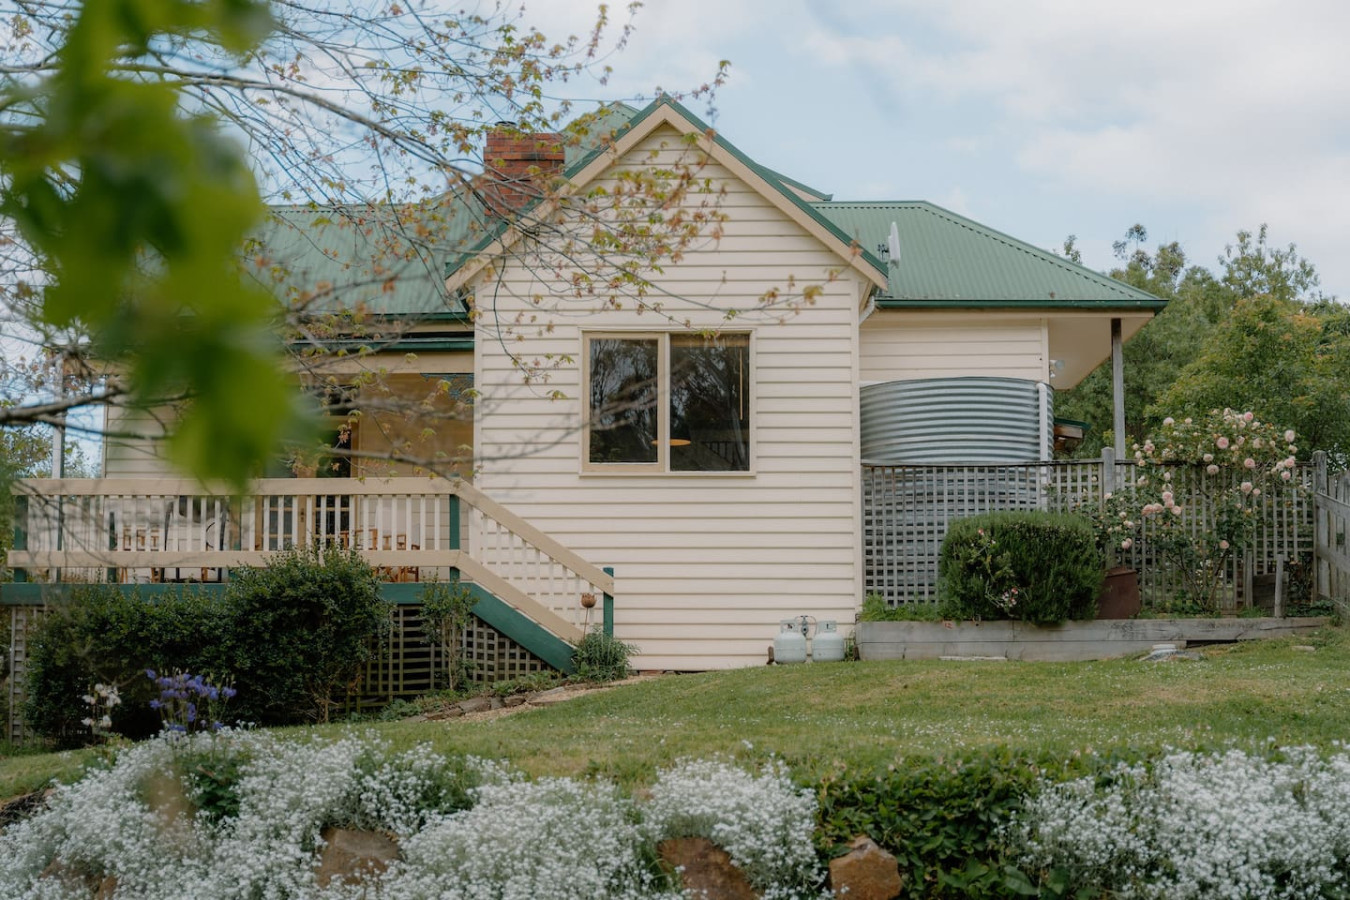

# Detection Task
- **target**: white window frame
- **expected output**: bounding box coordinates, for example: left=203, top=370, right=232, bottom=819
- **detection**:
left=581, top=329, right=755, bottom=475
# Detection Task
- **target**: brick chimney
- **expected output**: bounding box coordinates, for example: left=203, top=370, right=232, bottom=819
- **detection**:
left=482, top=127, right=566, bottom=215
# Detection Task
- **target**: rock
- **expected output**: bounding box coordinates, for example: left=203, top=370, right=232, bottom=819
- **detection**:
left=457, top=696, right=492, bottom=714
left=657, top=836, right=758, bottom=900
left=0, top=788, right=54, bottom=829
left=39, top=859, right=104, bottom=895
left=1293, top=645, right=1317, bottom=652
left=527, top=691, right=573, bottom=706
left=829, top=836, right=903, bottom=900
left=1141, top=646, right=1204, bottom=662
left=315, top=828, right=400, bottom=888
left=489, top=696, right=504, bottom=710
left=502, top=694, right=527, bottom=708
left=425, top=706, right=464, bottom=720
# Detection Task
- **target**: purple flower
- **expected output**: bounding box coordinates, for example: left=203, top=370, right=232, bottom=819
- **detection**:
left=145, top=669, right=157, bottom=680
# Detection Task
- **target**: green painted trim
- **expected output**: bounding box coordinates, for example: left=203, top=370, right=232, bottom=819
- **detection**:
left=602, top=565, right=614, bottom=638
left=875, top=298, right=1167, bottom=311
left=443, top=96, right=890, bottom=285
left=0, top=579, right=575, bottom=673
left=0, top=583, right=229, bottom=605
left=379, top=580, right=574, bottom=672
left=448, top=496, right=461, bottom=550
left=461, top=584, right=576, bottom=673
left=303, top=337, right=475, bottom=353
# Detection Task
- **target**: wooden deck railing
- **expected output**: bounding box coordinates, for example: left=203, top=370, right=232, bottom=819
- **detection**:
left=7, top=477, right=613, bottom=643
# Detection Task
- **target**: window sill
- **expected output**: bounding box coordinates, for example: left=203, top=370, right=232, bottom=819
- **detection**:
left=578, top=468, right=757, bottom=478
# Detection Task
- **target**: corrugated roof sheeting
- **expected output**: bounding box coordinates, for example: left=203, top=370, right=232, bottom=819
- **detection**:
left=814, top=201, right=1160, bottom=304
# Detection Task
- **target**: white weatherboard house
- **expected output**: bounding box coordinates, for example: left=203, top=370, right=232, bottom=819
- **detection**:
left=7, top=98, right=1163, bottom=674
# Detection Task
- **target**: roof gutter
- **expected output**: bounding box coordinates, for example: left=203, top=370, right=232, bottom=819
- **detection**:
left=875, top=298, right=1167, bottom=311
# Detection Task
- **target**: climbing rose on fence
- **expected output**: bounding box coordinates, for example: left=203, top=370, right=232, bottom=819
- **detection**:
left=1111, top=409, right=1302, bottom=613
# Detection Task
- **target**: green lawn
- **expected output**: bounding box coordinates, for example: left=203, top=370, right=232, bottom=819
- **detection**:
left=5, top=629, right=1350, bottom=798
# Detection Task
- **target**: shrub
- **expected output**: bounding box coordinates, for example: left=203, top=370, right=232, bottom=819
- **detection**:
left=23, top=546, right=389, bottom=741
left=939, top=512, right=1102, bottom=624
left=572, top=630, right=637, bottom=682
left=1014, top=746, right=1350, bottom=898
left=815, top=749, right=1043, bottom=898
left=859, top=592, right=944, bottom=622
left=216, top=544, right=388, bottom=724
left=419, top=577, right=477, bottom=692
left=23, top=585, right=229, bottom=743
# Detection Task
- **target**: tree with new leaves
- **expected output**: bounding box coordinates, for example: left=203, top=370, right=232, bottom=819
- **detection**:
left=1055, top=224, right=1332, bottom=457
left=0, top=0, right=753, bottom=486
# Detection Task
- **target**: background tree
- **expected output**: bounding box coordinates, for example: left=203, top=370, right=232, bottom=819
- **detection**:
left=1153, top=295, right=1350, bottom=463
left=1055, top=224, right=1332, bottom=457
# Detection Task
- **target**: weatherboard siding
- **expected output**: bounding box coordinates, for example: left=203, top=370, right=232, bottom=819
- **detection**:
left=103, top=405, right=177, bottom=478
left=472, top=125, right=863, bottom=670
left=859, top=313, right=1047, bottom=383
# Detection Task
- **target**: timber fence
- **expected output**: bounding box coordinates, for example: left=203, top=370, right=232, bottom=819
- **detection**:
left=863, top=450, right=1334, bottom=612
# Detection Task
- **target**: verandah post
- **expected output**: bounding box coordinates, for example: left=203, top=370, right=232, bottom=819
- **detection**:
left=12, top=494, right=27, bottom=583
left=602, top=566, right=614, bottom=638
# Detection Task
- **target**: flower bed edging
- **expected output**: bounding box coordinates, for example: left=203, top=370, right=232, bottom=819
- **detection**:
left=855, top=616, right=1331, bottom=662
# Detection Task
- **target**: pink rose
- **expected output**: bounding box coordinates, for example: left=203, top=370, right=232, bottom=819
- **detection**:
left=1244, top=412, right=1254, bottom=422
left=1241, top=481, right=1253, bottom=494
left=1244, top=458, right=1256, bottom=469
left=1171, top=505, right=1183, bottom=515
left=1282, top=470, right=1292, bottom=481
left=1163, top=417, right=1175, bottom=426
left=1252, top=488, right=1261, bottom=497
left=1120, top=538, right=1133, bottom=551
left=1219, top=540, right=1230, bottom=550
left=1217, top=437, right=1230, bottom=449
left=1207, top=464, right=1219, bottom=475
left=1203, top=453, right=1214, bottom=463
left=1285, top=430, right=1296, bottom=443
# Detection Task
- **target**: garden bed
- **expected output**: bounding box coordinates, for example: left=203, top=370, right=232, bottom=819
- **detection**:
left=856, top=616, right=1332, bottom=662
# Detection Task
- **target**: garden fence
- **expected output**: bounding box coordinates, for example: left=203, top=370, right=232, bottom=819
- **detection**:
left=862, top=451, right=1319, bottom=612
left=1313, top=461, right=1350, bottom=611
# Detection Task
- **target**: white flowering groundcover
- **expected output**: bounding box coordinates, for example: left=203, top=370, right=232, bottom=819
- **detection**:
left=1014, top=746, right=1350, bottom=899
left=0, top=731, right=823, bottom=900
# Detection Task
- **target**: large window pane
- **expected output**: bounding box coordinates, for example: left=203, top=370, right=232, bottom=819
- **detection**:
left=589, top=338, right=659, bottom=464
left=670, top=334, right=750, bottom=471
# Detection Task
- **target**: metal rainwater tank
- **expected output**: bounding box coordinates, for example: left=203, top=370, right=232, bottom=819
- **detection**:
left=860, top=376, right=1052, bottom=464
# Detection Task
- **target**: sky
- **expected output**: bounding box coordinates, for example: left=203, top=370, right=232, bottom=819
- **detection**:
left=526, top=0, right=1350, bottom=299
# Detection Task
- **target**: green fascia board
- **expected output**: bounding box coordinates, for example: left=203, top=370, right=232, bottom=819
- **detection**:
left=875, top=298, right=1167, bottom=310
left=443, top=97, right=889, bottom=284
left=817, top=201, right=1165, bottom=306
left=0, top=582, right=229, bottom=605
left=297, top=336, right=475, bottom=354
left=4, top=580, right=577, bottom=674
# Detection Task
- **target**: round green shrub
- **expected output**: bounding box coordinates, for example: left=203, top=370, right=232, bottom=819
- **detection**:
left=938, top=511, right=1103, bottom=624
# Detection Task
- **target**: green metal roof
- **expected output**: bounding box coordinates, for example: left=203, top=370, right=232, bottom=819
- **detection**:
left=253, top=203, right=484, bottom=319
left=813, top=201, right=1164, bottom=308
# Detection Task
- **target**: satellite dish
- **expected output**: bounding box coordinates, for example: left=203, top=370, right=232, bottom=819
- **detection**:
left=887, top=222, right=901, bottom=268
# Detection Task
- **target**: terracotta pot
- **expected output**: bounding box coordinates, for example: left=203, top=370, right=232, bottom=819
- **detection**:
left=1097, top=566, right=1141, bottom=619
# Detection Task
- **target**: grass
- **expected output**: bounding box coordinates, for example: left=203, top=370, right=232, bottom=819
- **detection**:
left=4, top=629, right=1350, bottom=798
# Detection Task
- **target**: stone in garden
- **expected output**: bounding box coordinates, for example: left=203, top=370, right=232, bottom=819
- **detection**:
left=426, top=706, right=465, bottom=720
left=457, top=696, right=492, bottom=714
left=489, top=696, right=504, bottom=710
left=657, top=836, right=759, bottom=900
left=527, top=690, right=573, bottom=706
left=315, top=828, right=400, bottom=888
left=1141, top=646, right=1203, bottom=662
left=502, top=694, right=527, bottom=708
left=829, top=835, right=903, bottom=900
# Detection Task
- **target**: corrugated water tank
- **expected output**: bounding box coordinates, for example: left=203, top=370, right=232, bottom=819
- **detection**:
left=861, top=376, right=1051, bottom=464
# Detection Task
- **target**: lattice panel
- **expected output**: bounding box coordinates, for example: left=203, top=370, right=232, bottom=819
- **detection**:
left=349, top=604, right=553, bottom=710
